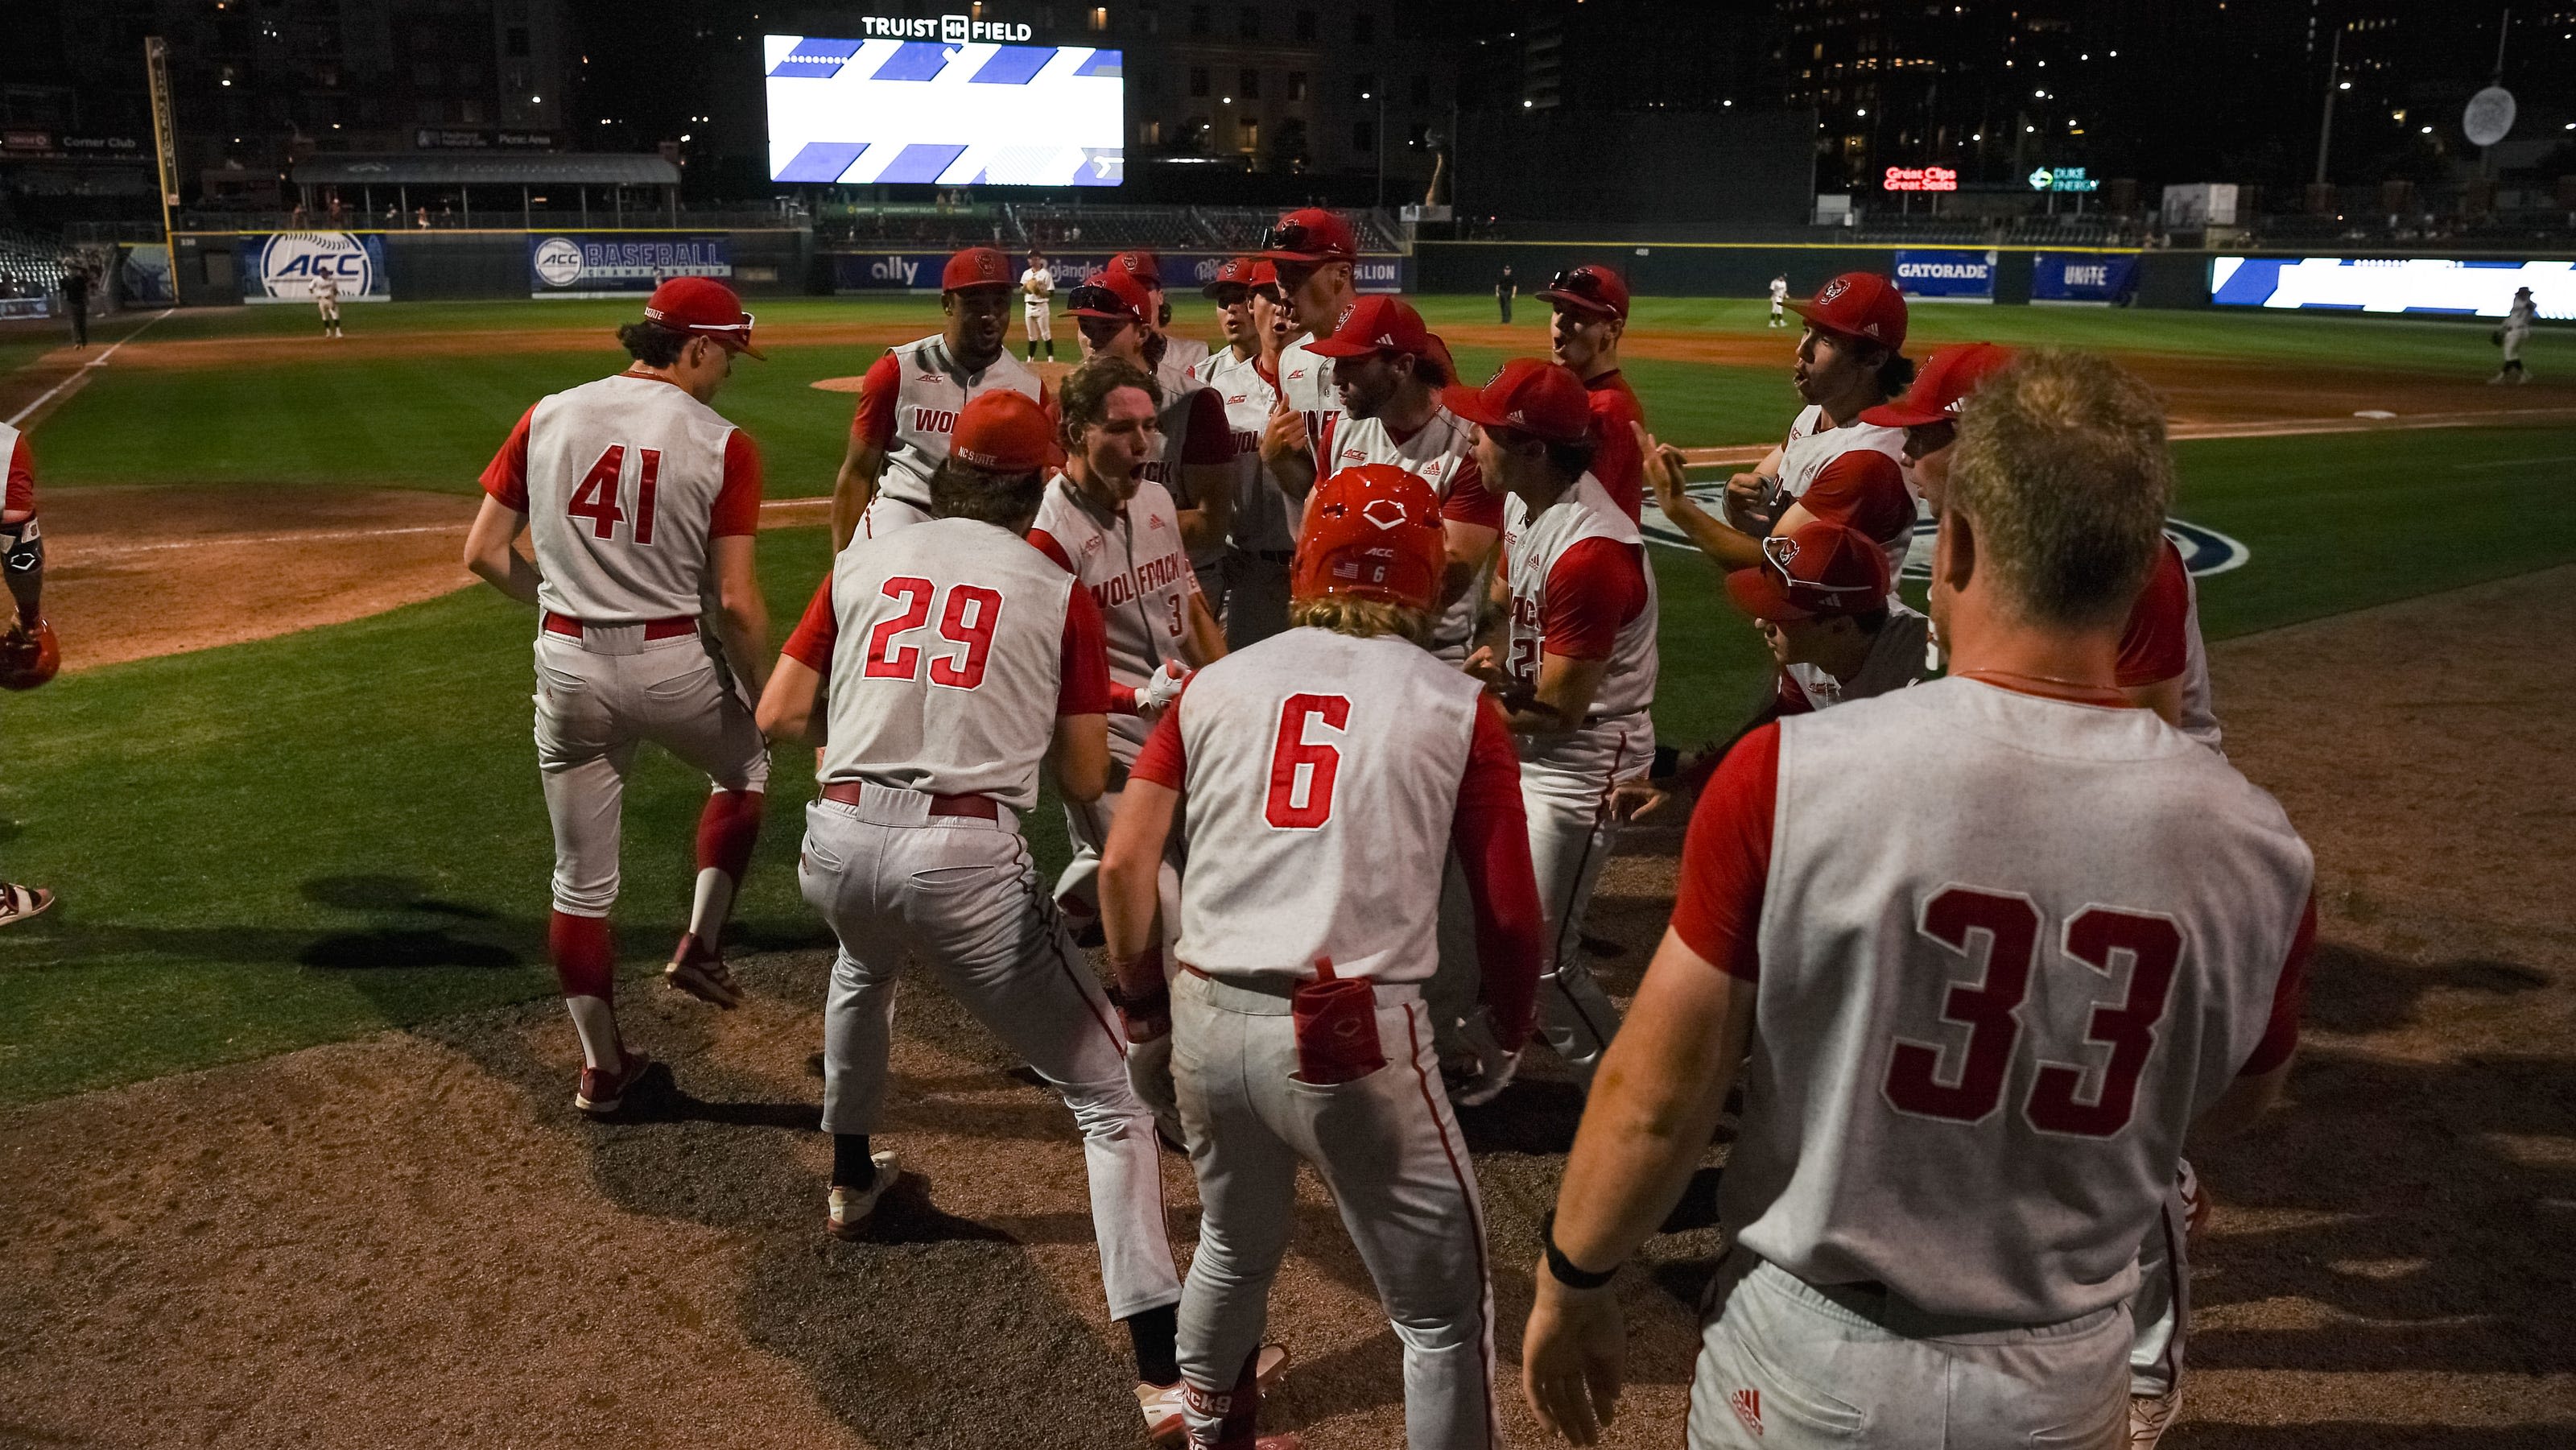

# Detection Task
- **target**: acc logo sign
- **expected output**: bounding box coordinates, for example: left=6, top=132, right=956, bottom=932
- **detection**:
left=254, top=231, right=375, bottom=299
left=533, top=236, right=586, bottom=288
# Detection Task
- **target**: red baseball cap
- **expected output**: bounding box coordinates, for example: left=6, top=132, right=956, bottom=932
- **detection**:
left=1538, top=263, right=1629, bottom=321
left=1201, top=255, right=1270, bottom=296
left=1294, top=463, right=1447, bottom=613
left=643, top=276, right=764, bottom=358
left=947, top=390, right=1055, bottom=474
left=1109, top=250, right=1162, bottom=287
left=1304, top=294, right=1437, bottom=360
left=941, top=246, right=1016, bottom=292
left=1724, top=520, right=1893, bottom=622
left=1443, top=357, right=1591, bottom=444
left=1859, top=342, right=2017, bottom=428
left=1260, top=207, right=1359, bottom=264
left=1787, top=271, right=1909, bottom=353
left=1067, top=269, right=1152, bottom=327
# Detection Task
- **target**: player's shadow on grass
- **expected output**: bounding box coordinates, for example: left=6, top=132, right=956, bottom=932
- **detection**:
left=296, top=873, right=529, bottom=970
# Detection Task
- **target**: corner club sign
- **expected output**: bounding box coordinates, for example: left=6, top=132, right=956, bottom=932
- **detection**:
left=857, top=12, right=1034, bottom=41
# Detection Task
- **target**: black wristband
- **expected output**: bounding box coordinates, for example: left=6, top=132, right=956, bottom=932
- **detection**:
left=1650, top=744, right=1680, bottom=780
left=1541, top=1210, right=1618, bottom=1291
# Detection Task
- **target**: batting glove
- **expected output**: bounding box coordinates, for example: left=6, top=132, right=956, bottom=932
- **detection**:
left=1443, top=1007, right=1521, bottom=1107
left=1137, top=659, right=1190, bottom=717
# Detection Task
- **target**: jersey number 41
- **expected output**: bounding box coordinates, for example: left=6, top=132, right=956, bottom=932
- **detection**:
left=567, top=444, right=661, bottom=544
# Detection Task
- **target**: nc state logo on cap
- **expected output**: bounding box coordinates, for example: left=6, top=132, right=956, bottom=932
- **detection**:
left=1818, top=278, right=1850, bottom=304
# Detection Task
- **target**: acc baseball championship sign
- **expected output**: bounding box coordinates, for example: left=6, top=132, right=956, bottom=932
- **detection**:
left=530, top=233, right=734, bottom=299
left=239, top=232, right=390, bottom=304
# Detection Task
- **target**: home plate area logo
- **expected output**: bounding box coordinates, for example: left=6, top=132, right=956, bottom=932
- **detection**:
left=1641, top=493, right=2250, bottom=580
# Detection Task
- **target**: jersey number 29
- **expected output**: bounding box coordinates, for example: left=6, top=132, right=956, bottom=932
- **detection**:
left=863, top=576, right=1001, bottom=689
left=567, top=444, right=660, bottom=544
left=1882, top=886, right=2183, bottom=1138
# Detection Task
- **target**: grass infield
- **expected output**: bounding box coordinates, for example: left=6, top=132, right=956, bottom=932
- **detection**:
left=0, top=299, right=2568, bottom=1101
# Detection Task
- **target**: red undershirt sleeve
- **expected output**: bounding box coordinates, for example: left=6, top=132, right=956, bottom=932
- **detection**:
left=1587, top=387, right=1645, bottom=524
left=1541, top=537, right=1648, bottom=660
left=1027, top=527, right=1075, bottom=572
left=708, top=429, right=765, bottom=537
left=2240, top=894, right=2317, bottom=1077
left=478, top=405, right=536, bottom=511
left=1129, top=700, right=1189, bottom=788
left=1796, top=448, right=1913, bottom=550
left=1182, top=387, right=1233, bottom=464
left=1057, top=585, right=1114, bottom=717
left=2116, top=542, right=2193, bottom=687
left=1440, top=452, right=1505, bottom=531
left=1670, top=723, right=1781, bottom=982
left=1451, top=696, right=1545, bottom=1050
left=4, top=435, right=35, bottom=514
left=780, top=576, right=837, bottom=671
left=850, top=351, right=901, bottom=446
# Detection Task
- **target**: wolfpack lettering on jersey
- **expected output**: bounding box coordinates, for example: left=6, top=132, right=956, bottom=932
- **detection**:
left=1276, top=333, right=1344, bottom=463
left=1030, top=474, right=1203, bottom=754
left=1142, top=628, right=1488, bottom=982
left=1501, top=472, right=1658, bottom=766
left=784, top=518, right=1108, bottom=811
left=484, top=374, right=762, bottom=622
left=1191, top=347, right=1295, bottom=552
left=1330, top=406, right=1499, bottom=655
left=1676, top=680, right=2314, bottom=1324
left=2117, top=537, right=2223, bottom=750
left=852, top=335, right=1047, bottom=517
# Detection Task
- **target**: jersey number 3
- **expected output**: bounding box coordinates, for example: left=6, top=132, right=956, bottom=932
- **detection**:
left=863, top=576, right=1002, bottom=689
left=1264, top=692, right=1349, bottom=830
left=1881, top=887, right=2183, bottom=1138
left=567, top=444, right=660, bottom=544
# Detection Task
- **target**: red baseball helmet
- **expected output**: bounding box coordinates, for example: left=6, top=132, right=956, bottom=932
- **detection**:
left=0, top=618, right=61, bottom=691
left=1294, top=464, right=1447, bottom=613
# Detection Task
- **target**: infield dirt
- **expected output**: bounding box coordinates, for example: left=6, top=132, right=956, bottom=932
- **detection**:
left=4, top=567, right=2569, bottom=1448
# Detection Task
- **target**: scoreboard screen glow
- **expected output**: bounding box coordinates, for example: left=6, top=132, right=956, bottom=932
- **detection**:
left=2211, top=256, right=2570, bottom=319
left=764, top=35, right=1124, bottom=188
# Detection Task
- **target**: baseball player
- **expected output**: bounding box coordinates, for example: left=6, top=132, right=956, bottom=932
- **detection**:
left=1521, top=350, right=2315, bottom=1450
left=311, top=269, right=344, bottom=338
left=1067, top=268, right=1238, bottom=602
left=0, top=415, right=56, bottom=924
left=463, top=278, right=774, bottom=1115
left=832, top=246, right=1043, bottom=549
left=1257, top=208, right=1365, bottom=505
left=1653, top=273, right=1916, bottom=588
left=1021, top=249, right=1057, bottom=361
left=1194, top=256, right=1298, bottom=647
left=1496, top=263, right=1517, bottom=324
left=1107, top=250, right=1211, bottom=388
left=1031, top=357, right=1228, bottom=951
left=1451, top=360, right=1656, bottom=1089
left=751, top=389, right=1241, bottom=1443
left=2492, top=284, right=2537, bottom=383
left=1539, top=265, right=1648, bottom=523
left=1100, top=462, right=1547, bottom=1450
left=1727, top=518, right=1929, bottom=717
left=1767, top=273, right=1789, bottom=328
left=1302, top=294, right=1499, bottom=662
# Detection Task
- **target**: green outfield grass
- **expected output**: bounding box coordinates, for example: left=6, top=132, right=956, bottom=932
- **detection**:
left=0, top=298, right=2569, bottom=1103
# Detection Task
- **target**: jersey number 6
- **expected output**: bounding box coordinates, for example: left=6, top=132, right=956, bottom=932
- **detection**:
left=1881, top=886, right=2184, bottom=1138
left=566, top=444, right=660, bottom=544
left=862, top=576, right=1002, bottom=689
left=1265, top=692, right=1349, bottom=830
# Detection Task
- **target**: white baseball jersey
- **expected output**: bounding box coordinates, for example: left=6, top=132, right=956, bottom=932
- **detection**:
left=1191, top=347, right=1295, bottom=553
left=1501, top=472, right=1658, bottom=765
left=1031, top=473, right=1202, bottom=754
left=2504, top=293, right=2537, bottom=339
left=1327, top=406, right=1496, bottom=655
left=1682, top=680, right=2314, bottom=1324
left=854, top=334, right=1048, bottom=515
left=482, top=373, right=760, bottom=622
left=311, top=275, right=341, bottom=307
left=1781, top=605, right=1931, bottom=714
left=1019, top=264, right=1054, bottom=308
left=1779, top=405, right=1917, bottom=586
left=1276, top=333, right=1344, bottom=465
left=1144, top=628, right=1486, bottom=983
left=794, top=518, right=1107, bottom=812
left=1154, top=335, right=1210, bottom=396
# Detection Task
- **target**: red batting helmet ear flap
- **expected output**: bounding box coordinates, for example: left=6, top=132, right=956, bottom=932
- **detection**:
left=0, top=619, right=61, bottom=691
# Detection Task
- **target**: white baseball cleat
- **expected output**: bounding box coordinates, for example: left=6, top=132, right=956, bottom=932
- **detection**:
left=825, top=1151, right=902, bottom=1240
left=1137, top=1344, right=1289, bottom=1446
left=2128, top=1388, right=2182, bottom=1449
left=0, top=882, right=54, bottom=927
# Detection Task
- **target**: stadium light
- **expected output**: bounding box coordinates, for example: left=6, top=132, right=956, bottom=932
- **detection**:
left=2339, top=81, right=2351, bottom=90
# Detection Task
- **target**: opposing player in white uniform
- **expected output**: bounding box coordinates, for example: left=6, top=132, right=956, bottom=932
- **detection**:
left=751, top=389, right=1212, bottom=1441
left=464, top=278, right=774, bottom=1114
left=1101, top=462, right=1547, bottom=1450
left=1021, top=249, right=1057, bottom=361
left=2492, top=284, right=2537, bottom=383
left=1653, top=273, right=1917, bottom=588
left=1257, top=208, right=1365, bottom=506
left=1031, top=357, right=1228, bottom=951
left=1521, top=351, right=2316, bottom=1450
left=1068, top=268, right=1236, bottom=605
left=1194, top=256, right=1297, bottom=647
left=310, top=270, right=343, bottom=338
left=1767, top=273, right=1789, bottom=328
left=832, top=246, right=1045, bottom=547
left=1304, top=294, right=1501, bottom=661
left=1451, top=360, right=1656, bottom=1089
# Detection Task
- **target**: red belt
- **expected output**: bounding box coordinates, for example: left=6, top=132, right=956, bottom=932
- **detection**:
left=818, top=780, right=1001, bottom=820
left=543, top=611, right=697, bottom=641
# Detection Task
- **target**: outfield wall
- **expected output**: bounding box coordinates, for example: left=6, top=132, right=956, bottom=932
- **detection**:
left=169, top=228, right=818, bottom=306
